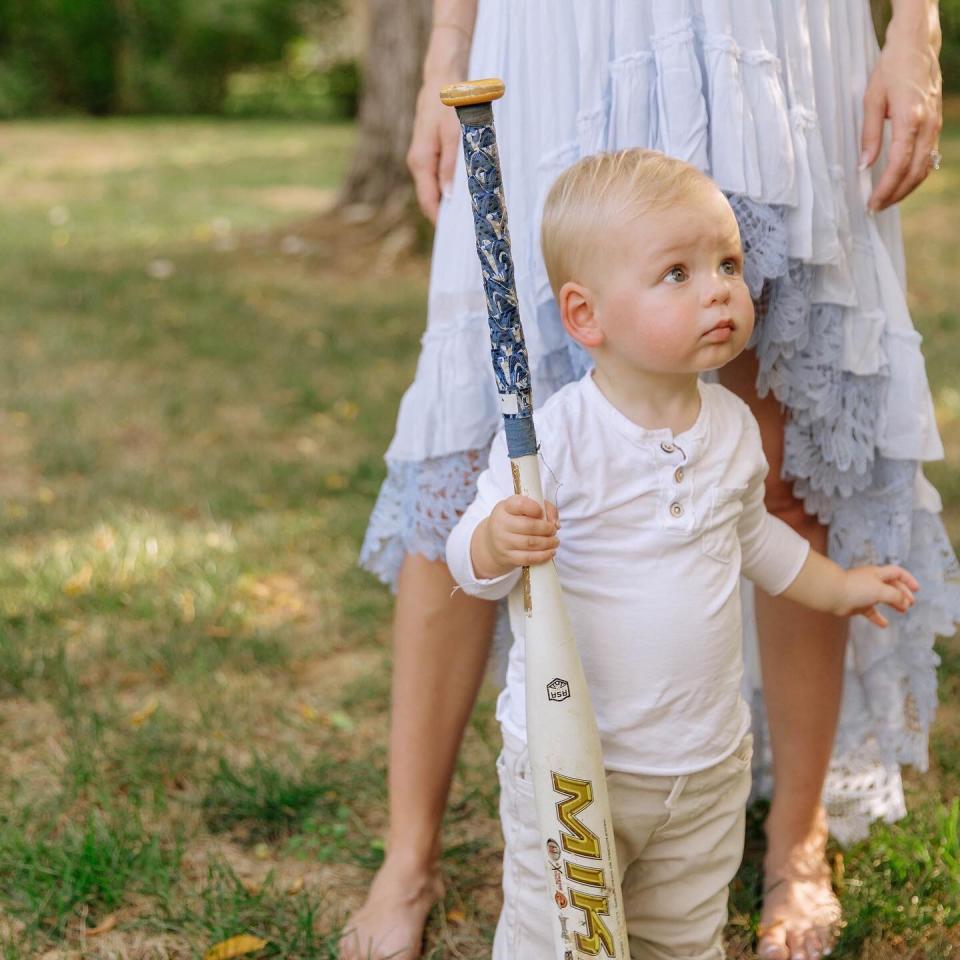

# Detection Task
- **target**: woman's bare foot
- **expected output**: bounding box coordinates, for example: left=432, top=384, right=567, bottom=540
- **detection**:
left=338, top=857, right=444, bottom=960
left=757, top=807, right=842, bottom=960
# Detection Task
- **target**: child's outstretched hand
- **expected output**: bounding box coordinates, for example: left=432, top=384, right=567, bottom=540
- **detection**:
left=836, top=565, right=919, bottom=627
left=471, top=495, right=560, bottom=580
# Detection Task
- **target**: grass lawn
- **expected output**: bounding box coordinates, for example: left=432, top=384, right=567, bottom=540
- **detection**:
left=0, top=114, right=958, bottom=959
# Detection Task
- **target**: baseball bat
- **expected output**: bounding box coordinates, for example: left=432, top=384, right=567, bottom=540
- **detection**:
left=440, top=78, right=629, bottom=959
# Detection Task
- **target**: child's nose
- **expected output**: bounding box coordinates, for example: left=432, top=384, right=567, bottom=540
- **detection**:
left=702, top=275, right=732, bottom=307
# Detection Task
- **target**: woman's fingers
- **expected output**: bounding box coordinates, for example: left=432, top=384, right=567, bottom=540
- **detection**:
left=859, top=77, right=887, bottom=171
left=438, top=113, right=462, bottom=201
left=868, top=116, right=919, bottom=211
left=407, top=91, right=454, bottom=223
left=408, top=133, right=442, bottom=222
left=886, top=115, right=942, bottom=208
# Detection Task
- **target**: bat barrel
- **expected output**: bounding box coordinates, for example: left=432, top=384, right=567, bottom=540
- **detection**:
left=440, top=78, right=537, bottom=460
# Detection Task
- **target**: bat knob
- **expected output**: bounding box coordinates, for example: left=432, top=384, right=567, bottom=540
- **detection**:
left=439, top=77, right=505, bottom=107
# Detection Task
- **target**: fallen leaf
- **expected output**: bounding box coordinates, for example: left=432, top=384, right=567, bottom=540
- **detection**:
left=241, top=879, right=261, bottom=896
left=203, top=935, right=268, bottom=960
left=445, top=907, right=466, bottom=925
left=253, top=842, right=270, bottom=861
left=298, top=703, right=319, bottom=722
left=205, top=625, right=231, bottom=638
left=63, top=564, right=93, bottom=596
left=286, top=876, right=305, bottom=895
left=82, top=914, right=118, bottom=937
left=328, top=710, right=354, bottom=732
left=832, top=852, right=845, bottom=891
left=130, top=698, right=159, bottom=727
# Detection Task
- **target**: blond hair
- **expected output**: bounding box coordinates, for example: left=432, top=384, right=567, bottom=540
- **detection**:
left=540, top=149, right=715, bottom=297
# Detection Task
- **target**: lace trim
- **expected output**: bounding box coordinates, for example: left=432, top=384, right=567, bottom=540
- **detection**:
left=359, top=450, right=488, bottom=589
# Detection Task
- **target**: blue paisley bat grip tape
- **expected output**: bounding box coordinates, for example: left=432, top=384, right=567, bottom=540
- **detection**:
left=454, top=101, right=538, bottom=460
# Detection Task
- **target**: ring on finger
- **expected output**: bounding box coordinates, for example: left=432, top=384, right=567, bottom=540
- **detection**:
left=929, top=148, right=943, bottom=171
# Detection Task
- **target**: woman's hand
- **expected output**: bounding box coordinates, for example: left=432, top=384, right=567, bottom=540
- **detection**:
left=860, top=3, right=942, bottom=212
left=407, top=22, right=474, bottom=222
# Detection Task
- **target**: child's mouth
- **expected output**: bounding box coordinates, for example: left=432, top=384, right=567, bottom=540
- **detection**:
left=704, top=319, right=735, bottom=342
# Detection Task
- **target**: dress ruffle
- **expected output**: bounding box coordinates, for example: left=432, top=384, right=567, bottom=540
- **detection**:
left=361, top=0, right=960, bottom=841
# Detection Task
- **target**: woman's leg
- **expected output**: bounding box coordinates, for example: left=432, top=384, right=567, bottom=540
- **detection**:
left=339, top=553, right=497, bottom=960
left=719, top=350, right=846, bottom=960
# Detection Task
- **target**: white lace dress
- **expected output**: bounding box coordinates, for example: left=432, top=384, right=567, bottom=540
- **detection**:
left=361, top=0, right=960, bottom=843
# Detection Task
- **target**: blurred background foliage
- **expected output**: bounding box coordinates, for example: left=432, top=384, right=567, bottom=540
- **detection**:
left=1, top=0, right=953, bottom=123
left=0, top=0, right=359, bottom=119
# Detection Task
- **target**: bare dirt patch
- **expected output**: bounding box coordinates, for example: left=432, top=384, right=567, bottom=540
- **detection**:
left=233, top=186, right=337, bottom=214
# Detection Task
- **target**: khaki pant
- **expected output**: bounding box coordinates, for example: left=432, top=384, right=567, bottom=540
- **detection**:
left=492, top=730, right=753, bottom=960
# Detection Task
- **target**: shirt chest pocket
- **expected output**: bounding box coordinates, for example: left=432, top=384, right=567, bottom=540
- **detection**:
left=701, top=485, right=747, bottom=563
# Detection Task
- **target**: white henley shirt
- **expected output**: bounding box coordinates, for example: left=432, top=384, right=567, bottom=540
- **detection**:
left=446, top=373, right=811, bottom=775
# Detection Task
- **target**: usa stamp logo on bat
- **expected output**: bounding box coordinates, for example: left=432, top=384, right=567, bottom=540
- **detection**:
left=547, top=678, right=571, bottom=702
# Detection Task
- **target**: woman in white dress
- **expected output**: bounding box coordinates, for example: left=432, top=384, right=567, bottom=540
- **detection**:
left=341, top=2, right=955, bottom=959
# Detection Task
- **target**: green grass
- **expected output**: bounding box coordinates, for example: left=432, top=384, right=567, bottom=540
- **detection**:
left=0, top=114, right=957, bottom=958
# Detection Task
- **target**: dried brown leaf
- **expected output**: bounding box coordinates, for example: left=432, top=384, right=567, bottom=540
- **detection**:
left=203, top=934, right=268, bottom=960
left=286, top=876, right=305, bottom=895
left=129, top=698, right=159, bottom=727
left=81, top=914, right=118, bottom=937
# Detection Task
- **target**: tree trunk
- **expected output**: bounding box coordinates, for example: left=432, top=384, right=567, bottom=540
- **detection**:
left=338, top=0, right=431, bottom=214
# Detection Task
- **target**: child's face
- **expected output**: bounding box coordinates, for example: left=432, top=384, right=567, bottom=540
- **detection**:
left=587, top=185, right=754, bottom=376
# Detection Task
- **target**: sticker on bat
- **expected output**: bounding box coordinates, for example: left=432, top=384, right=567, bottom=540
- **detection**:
left=547, top=838, right=562, bottom=863
left=547, top=678, right=571, bottom=702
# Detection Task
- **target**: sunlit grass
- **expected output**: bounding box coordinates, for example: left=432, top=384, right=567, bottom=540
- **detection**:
left=0, top=113, right=956, bottom=957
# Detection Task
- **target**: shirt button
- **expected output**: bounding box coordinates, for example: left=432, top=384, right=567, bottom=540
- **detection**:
left=660, top=441, right=675, bottom=454
left=669, top=501, right=684, bottom=518
left=674, top=466, right=684, bottom=483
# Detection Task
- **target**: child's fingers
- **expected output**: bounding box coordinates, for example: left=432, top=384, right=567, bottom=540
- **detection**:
left=503, top=494, right=546, bottom=519
left=508, top=547, right=558, bottom=567
left=879, top=565, right=920, bottom=592
left=897, top=585, right=916, bottom=606
left=863, top=605, right=889, bottom=628
left=544, top=501, right=560, bottom=527
left=504, top=531, right=559, bottom=553
left=503, top=512, right=559, bottom=538
left=876, top=581, right=912, bottom=612
left=890, top=580, right=916, bottom=610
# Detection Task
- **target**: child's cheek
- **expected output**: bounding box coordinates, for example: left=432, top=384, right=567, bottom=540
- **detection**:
left=639, top=316, right=691, bottom=365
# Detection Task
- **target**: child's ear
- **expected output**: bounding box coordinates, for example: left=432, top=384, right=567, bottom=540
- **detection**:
left=558, top=281, right=603, bottom=349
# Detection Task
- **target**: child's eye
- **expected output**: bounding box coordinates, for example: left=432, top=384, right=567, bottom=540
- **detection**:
left=720, top=259, right=740, bottom=276
left=663, top=266, right=687, bottom=283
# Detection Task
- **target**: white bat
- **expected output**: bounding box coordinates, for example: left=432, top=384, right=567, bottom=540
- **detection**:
left=441, top=78, right=629, bottom=959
